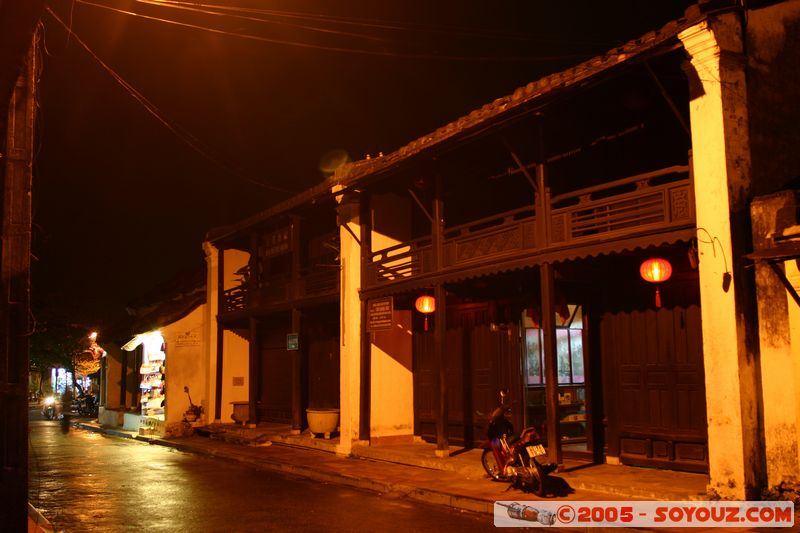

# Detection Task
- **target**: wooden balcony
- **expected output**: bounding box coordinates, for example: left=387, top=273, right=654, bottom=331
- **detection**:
left=221, top=267, right=339, bottom=315
left=365, top=165, right=693, bottom=288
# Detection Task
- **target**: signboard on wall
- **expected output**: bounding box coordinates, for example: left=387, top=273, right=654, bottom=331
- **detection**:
left=287, top=333, right=299, bottom=351
left=261, top=226, right=292, bottom=258
left=367, top=297, right=394, bottom=332
left=175, top=330, right=201, bottom=348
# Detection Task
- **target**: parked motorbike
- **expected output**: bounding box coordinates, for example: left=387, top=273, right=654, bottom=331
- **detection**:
left=73, top=392, right=98, bottom=418
left=480, top=389, right=556, bottom=496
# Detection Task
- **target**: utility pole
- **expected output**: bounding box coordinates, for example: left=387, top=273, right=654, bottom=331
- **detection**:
left=0, top=21, right=38, bottom=529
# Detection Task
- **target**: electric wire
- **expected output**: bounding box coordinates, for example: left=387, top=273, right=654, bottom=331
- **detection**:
left=71, top=0, right=593, bottom=62
left=45, top=6, right=293, bottom=194
left=135, top=0, right=398, bottom=44
left=140, top=0, right=558, bottom=43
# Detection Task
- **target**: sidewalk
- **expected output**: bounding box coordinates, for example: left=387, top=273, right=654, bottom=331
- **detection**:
left=73, top=419, right=710, bottom=515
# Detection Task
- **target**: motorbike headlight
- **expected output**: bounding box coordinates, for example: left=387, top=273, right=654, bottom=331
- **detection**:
left=43, top=396, right=55, bottom=406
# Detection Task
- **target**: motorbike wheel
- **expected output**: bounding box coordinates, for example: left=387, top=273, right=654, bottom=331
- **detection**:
left=481, top=449, right=505, bottom=481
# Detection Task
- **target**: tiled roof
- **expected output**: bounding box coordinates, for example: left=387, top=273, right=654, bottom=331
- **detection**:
left=208, top=6, right=709, bottom=241
left=335, top=14, right=700, bottom=187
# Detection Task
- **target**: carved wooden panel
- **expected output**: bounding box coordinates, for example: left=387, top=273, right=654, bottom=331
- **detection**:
left=670, top=186, right=692, bottom=221
left=550, top=214, right=567, bottom=243
left=453, top=227, right=523, bottom=264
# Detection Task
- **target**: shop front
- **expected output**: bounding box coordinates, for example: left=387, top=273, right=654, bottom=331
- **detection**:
left=98, top=271, right=208, bottom=436
left=123, top=331, right=167, bottom=436
left=394, top=245, right=707, bottom=473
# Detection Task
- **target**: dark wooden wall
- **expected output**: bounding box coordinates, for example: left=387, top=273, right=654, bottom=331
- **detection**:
left=414, top=307, right=523, bottom=448
left=600, top=305, right=708, bottom=472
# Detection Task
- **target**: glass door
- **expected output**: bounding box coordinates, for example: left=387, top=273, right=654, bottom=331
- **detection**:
left=523, top=305, right=591, bottom=457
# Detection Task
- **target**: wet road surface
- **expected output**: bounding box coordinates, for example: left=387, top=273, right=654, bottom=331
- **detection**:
left=28, top=415, right=497, bottom=532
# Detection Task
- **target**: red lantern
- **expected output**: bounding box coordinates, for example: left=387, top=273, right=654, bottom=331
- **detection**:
left=640, top=258, right=672, bottom=308
left=415, top=295, right=436, bottom=331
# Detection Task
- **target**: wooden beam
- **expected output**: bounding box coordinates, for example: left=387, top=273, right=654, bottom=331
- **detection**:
left=769, top=261, right=800, bottom=308
left=432, top=175, right=449, bottom=456
left=509, top=150, right=538, bottom=195
left=540, top=262, right=562, bottom=466
left=407, top=188, right=434, bottom=223
left=359, top=193, right=372, bottom=441
left=248, top=316, right=259, bottom=427
left=120, top=349, right=128, bottom=407
left=645, top=62, right=690, bottom=136
left=291, top=308, right=302, bottom=432
left=214, top=248, right=225, bottom=420
left=434, top=282, right=448, bottom=456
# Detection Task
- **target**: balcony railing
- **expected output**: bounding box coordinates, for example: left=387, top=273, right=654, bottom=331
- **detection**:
left=366, top=165, right=692, bottom=288
left=221, top=266, right=340, bottom=314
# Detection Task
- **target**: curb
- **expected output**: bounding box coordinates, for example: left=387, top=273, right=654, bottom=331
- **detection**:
left=28, top=503, right=55, bottom=533
left=146, top=436, right=495, bottom=514
left=75, top=421, right=494, bottom=515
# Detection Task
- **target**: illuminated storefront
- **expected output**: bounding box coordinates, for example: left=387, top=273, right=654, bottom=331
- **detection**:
left=122, top=331, right=167, bottom=436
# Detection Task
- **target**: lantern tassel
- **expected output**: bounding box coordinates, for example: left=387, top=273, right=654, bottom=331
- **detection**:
left=655, top=286, right=662, bottom=308
left=424, top=315, right=429, bottom=331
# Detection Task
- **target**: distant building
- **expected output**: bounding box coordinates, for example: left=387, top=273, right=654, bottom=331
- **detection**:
left=100, top=267, right=209, bottom=437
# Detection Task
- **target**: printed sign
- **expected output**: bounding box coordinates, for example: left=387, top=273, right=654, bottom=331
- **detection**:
left=175, top=330, right=201, bottom=348
left=287, top=333, right=299, bottom=351
left=493, top=501, right=795, bottom=528
left=367, top=297, right=394, bottom=332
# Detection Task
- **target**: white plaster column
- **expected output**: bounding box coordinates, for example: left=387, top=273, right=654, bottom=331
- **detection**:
left=752, top=192, right=800, bottom=489
left=202, top=241, right=220, bottom=424
left=336, top=190, right=363, bottom=455
left=786, top=261, right=800, bottom=477
left=680, top=15, right=761, bottom=499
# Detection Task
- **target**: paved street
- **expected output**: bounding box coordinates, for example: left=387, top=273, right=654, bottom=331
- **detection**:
left=28, top=414, right=499, bottom=532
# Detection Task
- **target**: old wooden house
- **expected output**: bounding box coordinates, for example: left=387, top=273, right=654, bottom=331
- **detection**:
left=204, top=185, right=341, bottom=431
left=328, top=0, right=800, bottom=500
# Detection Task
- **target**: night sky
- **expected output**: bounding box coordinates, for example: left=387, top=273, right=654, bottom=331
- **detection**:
left=32, top=0, right=695, bottom=329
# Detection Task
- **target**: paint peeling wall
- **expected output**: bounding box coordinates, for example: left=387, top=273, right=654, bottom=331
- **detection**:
left=747, top=0, right=800, bottom=195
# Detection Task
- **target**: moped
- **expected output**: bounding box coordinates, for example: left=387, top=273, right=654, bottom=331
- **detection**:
left=480, top=389, right=556, bottom=496
left=40, top=395, right=60, bottom=420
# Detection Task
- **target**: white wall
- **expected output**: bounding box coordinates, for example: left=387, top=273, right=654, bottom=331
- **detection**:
left=161, top=305, right=207, bottom=432
left=204, top=242, right=250, bottom=423
left=370, top=310, right=414, bottom=443
left=219, top=329, right=249, bottom=423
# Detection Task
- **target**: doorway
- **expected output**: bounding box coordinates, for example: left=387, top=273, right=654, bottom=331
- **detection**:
left=599, top=305, right=708, bottom=472
left=523, top=304, right=596, bottom=461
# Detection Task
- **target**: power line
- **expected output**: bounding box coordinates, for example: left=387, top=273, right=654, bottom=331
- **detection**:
left=71, top=0, right=592, bottom=63
left=45, top=6, right=292, bottom=194
left=135, top=0, right=396, bottom=44
left=141, top=0, right=567, bottom=43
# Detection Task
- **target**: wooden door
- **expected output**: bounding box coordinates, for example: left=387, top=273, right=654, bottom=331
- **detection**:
left=413, top=322, right=522, bottom=447
left=601, top=305, right=708, bottom=472
left=258, top=328, right=292, bottom=423
left=307, top=331, right=339, bottom=409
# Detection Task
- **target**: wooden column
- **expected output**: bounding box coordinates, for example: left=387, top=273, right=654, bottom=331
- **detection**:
left=359, top=193, right=372, bottom=441
left=0, top=29, right=37, bottom=528
left=248, top=316, right=259, bottom=428
left=432, top=175, right=449, bottom=456
left=291, top=308, right=302, bottom=432
left=540, top=262, right=562, bottom=466
left=290, top=216, right=303, bottom=433
left=119, top=349, right=128, bottom=407
left=214, top=247, right=225, bottom=420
